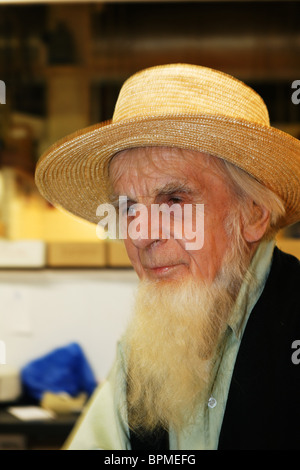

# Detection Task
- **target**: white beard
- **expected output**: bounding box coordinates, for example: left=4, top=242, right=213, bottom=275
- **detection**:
left=124, top=241, right=251, bottom=435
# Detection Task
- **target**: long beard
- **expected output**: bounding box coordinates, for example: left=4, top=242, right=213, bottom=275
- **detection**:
left=124, top=238, right=252, bottom=436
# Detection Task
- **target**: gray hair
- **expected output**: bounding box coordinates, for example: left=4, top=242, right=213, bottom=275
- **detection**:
left=210, top=156, right=286, bottom=240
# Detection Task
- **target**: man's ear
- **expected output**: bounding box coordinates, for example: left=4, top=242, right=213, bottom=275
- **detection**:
left=242, top=203, right=270, bottom=243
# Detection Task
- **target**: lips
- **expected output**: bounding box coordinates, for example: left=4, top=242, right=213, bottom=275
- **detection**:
left=144, top=263, right=179, bottom=270
left=147, top=264, right=190, bottom=282
left=143, top=262, right=186, bottom=277
left=150, top=266, right=175, bottom=272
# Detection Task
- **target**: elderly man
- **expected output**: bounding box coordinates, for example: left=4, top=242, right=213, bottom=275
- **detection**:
left=35, top=64, right=300, bottom=450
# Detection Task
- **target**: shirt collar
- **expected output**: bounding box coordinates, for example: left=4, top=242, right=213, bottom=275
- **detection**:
left=227, top=239, right=275, bottom=340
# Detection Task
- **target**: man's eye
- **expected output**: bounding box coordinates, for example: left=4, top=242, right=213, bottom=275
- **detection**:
left=169, top=197, right=182, bottom=204
left=118, top=204, right=136, bottom=216
left=127, top=205, right=137, bottom=216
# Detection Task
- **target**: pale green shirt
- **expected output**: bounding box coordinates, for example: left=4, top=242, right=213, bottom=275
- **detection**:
left=65, top=240, right=275, bottom=450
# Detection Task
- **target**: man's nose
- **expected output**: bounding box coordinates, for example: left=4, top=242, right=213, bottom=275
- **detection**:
left=125, top=204, right=167, bottom=249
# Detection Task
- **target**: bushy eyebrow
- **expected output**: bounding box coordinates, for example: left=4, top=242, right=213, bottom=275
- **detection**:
left=153, top=182, right=194, bottom=198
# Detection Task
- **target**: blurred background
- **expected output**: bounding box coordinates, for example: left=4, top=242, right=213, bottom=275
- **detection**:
left=0, top=0, right=300, bottom=449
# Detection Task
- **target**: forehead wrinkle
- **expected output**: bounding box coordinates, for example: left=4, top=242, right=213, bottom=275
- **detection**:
left=109, top=157, right=159, bottom=200
left=109, top=146, right=213, bottom=202
left=109, top=146, right=189, bottom=188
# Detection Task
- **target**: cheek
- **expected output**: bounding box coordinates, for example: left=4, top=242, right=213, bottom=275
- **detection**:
left=204, top=209, right=231, bottom=258
left=186, top=211, right=232, bottom=280
left=179, top=204, right=205, bottom=250
left=123, top=239, right=143, bottom=273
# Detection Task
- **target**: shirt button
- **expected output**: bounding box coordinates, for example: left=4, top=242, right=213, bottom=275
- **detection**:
left=208, top=396, right=217, bottom=409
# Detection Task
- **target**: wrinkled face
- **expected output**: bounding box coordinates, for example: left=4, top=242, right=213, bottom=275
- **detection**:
left=109, top=147, right=237, bottom=283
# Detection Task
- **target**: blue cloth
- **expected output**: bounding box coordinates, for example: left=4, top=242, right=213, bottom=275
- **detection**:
left=21, top=342, right=97, bottom=401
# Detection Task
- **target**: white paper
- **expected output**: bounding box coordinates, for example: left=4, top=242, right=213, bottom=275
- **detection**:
left=7, top=406, right=55, bottom=421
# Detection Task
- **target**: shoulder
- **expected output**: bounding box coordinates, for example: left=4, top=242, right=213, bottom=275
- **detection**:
left=274, top=246, right=300, bottom=272
left=249, top=246, right=300, bottom=335
left=263, top=246, right=300, bottom=303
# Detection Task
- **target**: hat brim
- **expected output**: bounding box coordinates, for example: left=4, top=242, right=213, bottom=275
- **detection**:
left=35, top=114, right=300, bottom=228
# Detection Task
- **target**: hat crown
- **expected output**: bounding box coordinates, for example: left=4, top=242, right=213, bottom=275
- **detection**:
left=113, top=64, right=270, bottom=126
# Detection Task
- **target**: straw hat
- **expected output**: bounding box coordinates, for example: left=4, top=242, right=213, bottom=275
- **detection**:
left=35, top=63, right=300, bottom=228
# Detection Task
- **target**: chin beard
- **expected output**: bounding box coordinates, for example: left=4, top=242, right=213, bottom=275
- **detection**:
left=124, top=239, right=252, bottom=436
